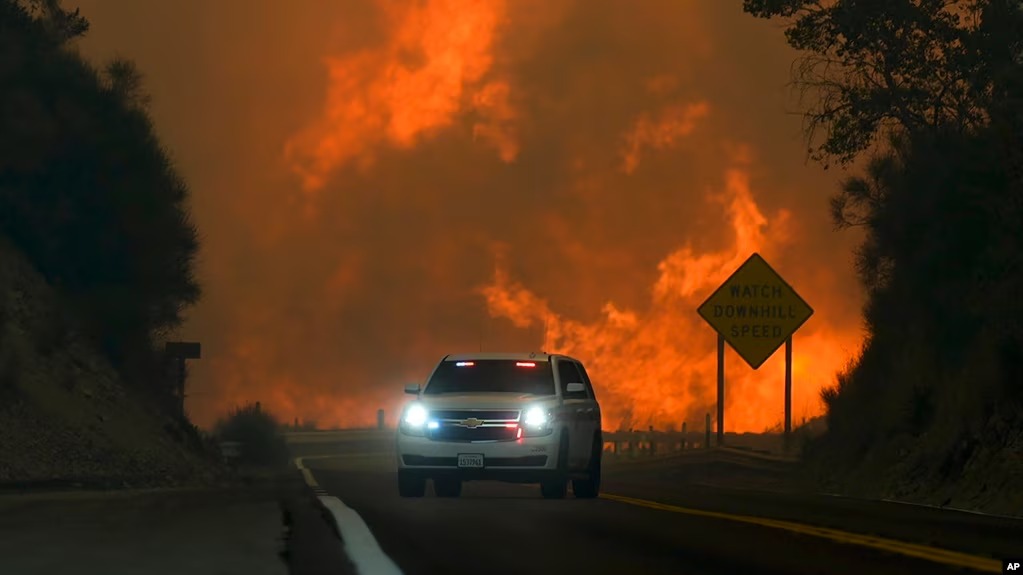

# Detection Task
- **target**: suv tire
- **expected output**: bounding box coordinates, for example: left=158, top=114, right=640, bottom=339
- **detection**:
left=398, top=470, right=426, bottom=497
left=540, top=432, right=569, bottom=499
left=572, top=434, right=602, bottom=498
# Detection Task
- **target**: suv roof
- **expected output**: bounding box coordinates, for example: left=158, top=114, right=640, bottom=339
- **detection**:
left=442, top=352, right=580, bottom=363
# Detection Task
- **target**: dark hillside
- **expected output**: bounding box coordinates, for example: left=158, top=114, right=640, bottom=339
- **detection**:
left=0, top=240, right=220, bottom=487
left=0, top=0, right=199, bottom=406
left=0, top=0, right=216, bottom=486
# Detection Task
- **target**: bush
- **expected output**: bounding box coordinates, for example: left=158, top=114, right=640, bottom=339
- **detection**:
left=213, top=402, right=290, bottom=468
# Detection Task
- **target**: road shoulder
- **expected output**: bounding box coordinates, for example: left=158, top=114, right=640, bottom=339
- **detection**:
left=0, top=469, right=358, bottom=575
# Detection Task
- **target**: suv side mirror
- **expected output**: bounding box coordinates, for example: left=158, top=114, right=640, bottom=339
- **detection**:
left=565, top=382, right=586, bottom=394
left=404, top=384, right=421, bottom=395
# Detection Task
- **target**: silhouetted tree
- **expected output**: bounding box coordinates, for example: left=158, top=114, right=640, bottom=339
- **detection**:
left=0, top=0, right=200, bottom=404
left=104, top=57, right=152, bottom=110
left=743, top=0, right=1023, bottom=165
left=745, top=0, right=1023, bottom=495
left=14, top=0, right=87, bottom=44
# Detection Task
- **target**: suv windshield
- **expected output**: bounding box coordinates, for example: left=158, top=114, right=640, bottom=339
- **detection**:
left=423, top=359, right=556, bottom=396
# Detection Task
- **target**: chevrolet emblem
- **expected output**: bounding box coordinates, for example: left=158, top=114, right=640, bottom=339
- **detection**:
left=460, top=418, right=484, bottom=428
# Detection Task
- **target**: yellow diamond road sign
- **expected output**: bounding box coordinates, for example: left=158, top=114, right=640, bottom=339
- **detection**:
left=697, top=253, right=814, bottom=370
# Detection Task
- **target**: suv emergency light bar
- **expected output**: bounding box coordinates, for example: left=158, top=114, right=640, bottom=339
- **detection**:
left=454, top=361, right=536, bottom=367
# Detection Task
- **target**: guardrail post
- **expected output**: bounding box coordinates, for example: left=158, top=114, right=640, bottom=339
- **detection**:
left=705, top=413, right=711, bottom=449
left=649, top=425, right=656, bottom=456
left=681, top=421, right=688, bottom=451
left=377, top=409, right=385, bottom=430
left=629, top=430, right=637, bottom=458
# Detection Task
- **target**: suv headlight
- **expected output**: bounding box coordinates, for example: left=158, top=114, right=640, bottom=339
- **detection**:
left=524, top=406, right=547, bottom=426
left=521, top=405, right=553, bottom=437
left=400, top=403, right=429, bottom=436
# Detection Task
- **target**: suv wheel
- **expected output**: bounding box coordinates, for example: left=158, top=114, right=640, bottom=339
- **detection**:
left=433, top=477, right=462, bottom=498
left=540, top=432, right=569, bottom=499
left=397, top=470, right=426, bottom=497
left=572, top=434, right=602, bottom=498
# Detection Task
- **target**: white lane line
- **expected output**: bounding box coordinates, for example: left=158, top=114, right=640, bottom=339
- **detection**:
left=294, top=456, right=404, bottom=575
left=877, top=498, right=1023, bottom=519
left=319, top=496, right=404, bottom=575
left=816, top=489, right=1020, bottom=519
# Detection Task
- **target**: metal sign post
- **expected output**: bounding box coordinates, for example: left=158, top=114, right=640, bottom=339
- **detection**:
left=697, top=253, right=813, bottom=452
left=165, top=341, right=201, bottom=419
left=785, top=336, right=793, bottom=451
left=717, top=334, right=725, bottom=446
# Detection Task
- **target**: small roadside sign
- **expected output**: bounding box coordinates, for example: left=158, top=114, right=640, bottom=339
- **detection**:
left=697, top=253, right=813, bottom=370
left=165, top=341, right=202, bottom=418
left=165, top=341, right=201, bottom=359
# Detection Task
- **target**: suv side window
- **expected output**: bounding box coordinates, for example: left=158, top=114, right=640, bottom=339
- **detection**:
left=576, top=362, right=596, bottom=400
left=558, top=360, right=587, bottom=400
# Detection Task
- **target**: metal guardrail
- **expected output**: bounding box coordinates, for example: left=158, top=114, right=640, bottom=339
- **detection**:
left=280, top=410, right=792, bottom=457
left=603, top=431, right=704, bottom=456
left=602, top=430, right=790, bottom=457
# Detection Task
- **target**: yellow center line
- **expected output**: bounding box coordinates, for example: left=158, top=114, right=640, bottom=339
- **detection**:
left=601, top=493, right=1002, bottom=573
left=300, top=453, right=388, bottom=461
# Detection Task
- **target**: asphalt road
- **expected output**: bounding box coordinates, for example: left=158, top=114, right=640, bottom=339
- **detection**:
left=293, top=431, right=1021, bottom=575
left=0, top=483, right=290, bottom=575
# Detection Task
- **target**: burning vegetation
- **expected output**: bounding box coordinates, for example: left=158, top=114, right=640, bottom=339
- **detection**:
left=480, top=167, right=858, bottom=433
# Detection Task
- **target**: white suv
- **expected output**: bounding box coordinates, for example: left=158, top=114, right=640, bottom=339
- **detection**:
left=395, top=352, right=602, bottom=499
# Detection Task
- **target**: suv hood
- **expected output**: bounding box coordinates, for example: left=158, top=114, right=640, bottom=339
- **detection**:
left=418, top=393, right=556, bottom=410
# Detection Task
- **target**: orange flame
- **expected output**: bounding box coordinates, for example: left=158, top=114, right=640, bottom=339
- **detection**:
left=182, top=1, right=863, bottom=433
left=621, top=101, right=710, bottom=174
left=480, top=165, right=857, bottom=433
left=284, top=0, right=514, bottom=193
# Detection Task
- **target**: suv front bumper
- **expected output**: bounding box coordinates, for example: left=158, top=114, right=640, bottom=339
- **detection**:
left=396, top=431, right=562, bottom=482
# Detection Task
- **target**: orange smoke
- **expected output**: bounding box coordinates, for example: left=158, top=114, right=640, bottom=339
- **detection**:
left=621, top=101, right=710, bottom=174
left=202, top=333, right=415, bottom=430
left=283, top=0, right=515, bottom=192
left=134, top=0, right=868, bottom=433
left=480, top=165, right=857, bottom=433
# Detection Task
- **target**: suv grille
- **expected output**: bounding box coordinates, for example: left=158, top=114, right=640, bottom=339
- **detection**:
left=428, top=426, right=517, bottom=442
left=427, top=409, right=521, bottom=442
left=431, top=410, right=519, bottom=420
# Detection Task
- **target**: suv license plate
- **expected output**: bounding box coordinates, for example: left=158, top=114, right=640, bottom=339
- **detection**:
left=457, top=453, right=484, bottom=468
